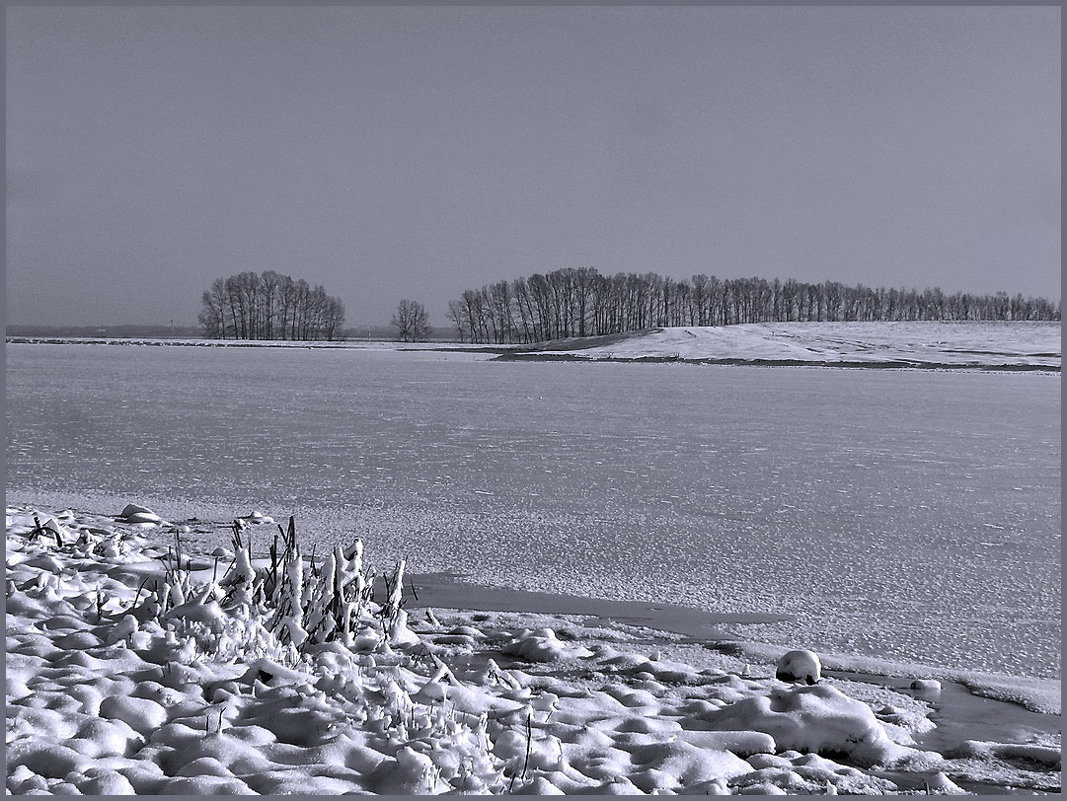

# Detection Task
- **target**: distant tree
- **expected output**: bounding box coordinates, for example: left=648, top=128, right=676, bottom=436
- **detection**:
left=198, top=277, right=229, bottom=338
left=448, top=267, right=1060, bottom=343
left=391, top=299, right=432, bottom=342
left=197, top=271, right=345, bottom=340
left=447, top=299, right=469, bottom=342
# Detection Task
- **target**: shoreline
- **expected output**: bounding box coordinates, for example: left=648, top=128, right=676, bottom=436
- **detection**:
left=7, top=336, right=1060, bottom=373
left=492, top=352, right=1062, bottom=372
left=6, top=319, right=1062, bottom=373
left=403, top=571, right=1061, bottom=714
left=405, top=573, right=1064, bottom=791
left=8, top=493, right=1062, bottom=702
left=404, top=570, right=796, bottom=636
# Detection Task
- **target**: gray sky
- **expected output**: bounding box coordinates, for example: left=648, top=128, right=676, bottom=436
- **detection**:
left=7, top=5, right=1060, bottom=328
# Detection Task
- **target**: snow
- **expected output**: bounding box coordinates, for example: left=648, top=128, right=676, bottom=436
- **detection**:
left=697, top=683, right=936, bottom=770
left=119, top=503, right=165, bottom=525
left=518, top=321, right=1061, bottom=370
left=775, top=649, right=822, bottom=685
left=6, top=505, right=1061, bottom=794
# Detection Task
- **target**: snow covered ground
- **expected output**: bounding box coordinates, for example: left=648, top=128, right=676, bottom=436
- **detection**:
left=511, top=322, right=1061, bottom=370
left=7, top=506, right=1060, bottom=795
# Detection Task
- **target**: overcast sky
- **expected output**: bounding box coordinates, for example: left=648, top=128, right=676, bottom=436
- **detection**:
left=7, top=5, right=1060, bottom=328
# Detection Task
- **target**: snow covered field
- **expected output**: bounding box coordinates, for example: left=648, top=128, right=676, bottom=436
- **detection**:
left=510, top=322, right=1061, bottom=370
left=6, top=507, right=1061, bottom=794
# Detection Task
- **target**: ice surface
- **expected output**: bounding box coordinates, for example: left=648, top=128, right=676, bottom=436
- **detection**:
left=6, top=333, right=1060, bottom=685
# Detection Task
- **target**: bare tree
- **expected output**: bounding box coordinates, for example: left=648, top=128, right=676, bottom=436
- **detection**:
left=447, top=300, right=469, bottom=342
left=391, top=299, right=432, bottom=342
left=198, top=271, right=345, bottom=340
left=198, top=277, right=229, bottom=338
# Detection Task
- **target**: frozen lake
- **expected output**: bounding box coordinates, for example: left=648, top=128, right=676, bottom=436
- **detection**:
left=6, top=343, right=1060, bottom=680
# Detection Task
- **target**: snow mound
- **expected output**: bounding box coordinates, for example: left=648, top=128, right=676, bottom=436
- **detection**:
left=776, top=649, right=822, bottom=684
left=699, top=683, right=941, bottom=769
left=118, top=503, right=165, bottom=525
left=501, top=627, right=595, bottom=662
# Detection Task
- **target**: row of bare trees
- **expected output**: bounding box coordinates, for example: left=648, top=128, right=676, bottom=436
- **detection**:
left=198, top=271, right=346, bottom=341
left=447, top=268, right=1061, bottom=344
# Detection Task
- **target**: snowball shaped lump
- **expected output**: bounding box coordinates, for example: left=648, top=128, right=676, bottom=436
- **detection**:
left=775, top=649, right=822, bottom=685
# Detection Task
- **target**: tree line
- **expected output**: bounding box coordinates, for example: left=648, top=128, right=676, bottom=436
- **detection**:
left=199, top=271, right=346, bottom=340
left=447, top=268, right=1061, bottom=344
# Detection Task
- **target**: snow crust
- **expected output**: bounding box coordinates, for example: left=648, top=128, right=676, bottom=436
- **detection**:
left=6, top=506, right=1060, bottom=794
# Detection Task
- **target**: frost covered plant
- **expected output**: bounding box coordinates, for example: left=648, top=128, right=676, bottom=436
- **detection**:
left=219, top=525, right=256, bottom=609
left=188, top=516, right=417, bottom=658
left=271, top=545, right=308, bottom=647
left=378, top=559, right=421, bottom=647
left=27, top=515, right=65, bottom=547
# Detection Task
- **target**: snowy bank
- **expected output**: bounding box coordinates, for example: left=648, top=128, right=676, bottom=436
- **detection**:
left=503, top=322, right=1061, bottom=370
left=6, top=506, right=1060, bottom=794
